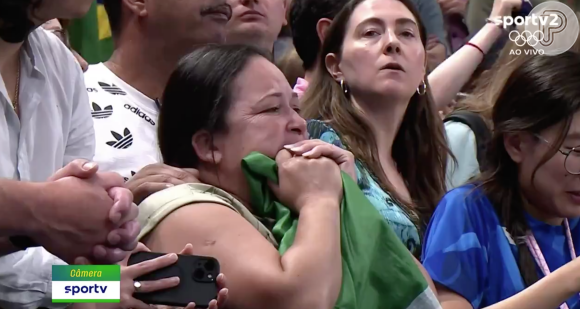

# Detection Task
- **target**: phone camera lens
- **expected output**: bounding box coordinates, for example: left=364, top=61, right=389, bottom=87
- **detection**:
left=204, top=259, right=215, bottom=271
left=193, top=268, right=205, bottom=281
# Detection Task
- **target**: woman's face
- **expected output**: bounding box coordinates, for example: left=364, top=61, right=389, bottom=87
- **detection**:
left=329, top=0, right=425, bottom=101
left=515, top=111, right=580, bottom=221
left=212, top=56, right=307, bottom=174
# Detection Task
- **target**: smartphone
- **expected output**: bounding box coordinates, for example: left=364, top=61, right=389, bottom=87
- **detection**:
left=514, top=0, right=533, bottom=18
left=128, top=252, right=220, bottom=308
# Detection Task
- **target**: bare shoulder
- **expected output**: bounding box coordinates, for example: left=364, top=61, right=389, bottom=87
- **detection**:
left=144, top=202, right=278, bottom=257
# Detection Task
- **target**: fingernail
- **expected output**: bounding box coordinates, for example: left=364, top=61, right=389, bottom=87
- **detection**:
left=166, top=184, right=174, bottom=188
left=223, top=288, right=229, bottom=296
left=171, top=277, right=180, bottom=284
left=283, top=144, right=295, bottom=149
left=169, top=253, right=178, bottom=259
left=83, top=162, right=96, bottom=170
left=302, top=150, right=314, bottom=156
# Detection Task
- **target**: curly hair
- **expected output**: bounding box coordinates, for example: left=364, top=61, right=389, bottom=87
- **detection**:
left=0, top=0, right=42, bottom=43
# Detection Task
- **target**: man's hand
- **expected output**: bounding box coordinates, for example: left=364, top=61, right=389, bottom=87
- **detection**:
left=127, top=164, right=200, bottom=204
left=437, top=0, right=467, bottom=16
left=35, top=160, right=139, bottom=264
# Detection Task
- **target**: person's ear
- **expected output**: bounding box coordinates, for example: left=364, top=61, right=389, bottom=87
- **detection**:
left=123, top=0, right=148, bottom=17
left=282, top=0, right=289, bottom=26
left=316, top=18, right=333, bottom=44
left=325, top=53, right=343, bottom=82
left=504, top=132, right=535, bottom=164
left=192, top=131, right=223, bottom=165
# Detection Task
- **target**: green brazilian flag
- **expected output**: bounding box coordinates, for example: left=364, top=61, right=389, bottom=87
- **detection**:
left=68, top=0, right=114, bottom=64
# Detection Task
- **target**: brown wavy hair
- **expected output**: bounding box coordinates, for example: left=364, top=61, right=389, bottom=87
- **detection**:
left=301, top=0, right=449, bottom=231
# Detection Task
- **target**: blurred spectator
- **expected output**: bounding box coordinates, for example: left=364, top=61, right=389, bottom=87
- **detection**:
left=226, top=0, right=287, bottom=54
left=438, top=0, right=469, bottom=53
left=41, top=19, right=89, bottom=71
left=274, top=25, right=294, bottom=62
left=409, top=0, right=449, bottom=70
left=276, top=46, right=305, bottom=87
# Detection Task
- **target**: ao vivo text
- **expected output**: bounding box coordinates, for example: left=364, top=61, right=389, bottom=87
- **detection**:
left=65, top=284, right=109, bottom=296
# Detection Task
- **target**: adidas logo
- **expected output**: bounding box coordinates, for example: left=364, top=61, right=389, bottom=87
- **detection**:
left=91, top=102, right=113, bottom=119
left=123, top=171, right=136, bottom=182
left=99, top=82, right=127, bottom=95
left=106, top=128, right=133, bottom=149
left=124, top=104, right=155, bottom=126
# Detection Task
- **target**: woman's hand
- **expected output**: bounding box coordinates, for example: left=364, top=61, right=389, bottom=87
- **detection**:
left=271, top=149, right=343, bottom=212
left=490, top=0, right=523, bottom=20
left=115, top=243, right=181, bottom=309
left=284, top=139, right=357, bottom=181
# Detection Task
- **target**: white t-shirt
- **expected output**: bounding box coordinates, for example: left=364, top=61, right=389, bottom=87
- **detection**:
left=445, top=121, right=480, bottom=190
left=0, top=28, right=94, bottom=308
left=84, top=63, right=161, bottom=181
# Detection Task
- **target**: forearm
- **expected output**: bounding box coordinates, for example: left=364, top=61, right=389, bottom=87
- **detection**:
left=280, top=199, right=342, bottom=308
left=428, top=23, right=503, bottom=111
left=0, top=179, right=41, bottom=236
left=485, top=261, right=580, bottom=309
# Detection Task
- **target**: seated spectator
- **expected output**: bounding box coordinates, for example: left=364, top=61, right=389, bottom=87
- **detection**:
left=301, top=0, right=450, bottom=254
left=143, top=44, right=345, bottom=309
left=136, top=44, right=439, bottom=309
left=0, top=0, right=139, bottom=307
left=423, top=51, right=580, bottom=309
left=86, top=0, right=229, bottom=184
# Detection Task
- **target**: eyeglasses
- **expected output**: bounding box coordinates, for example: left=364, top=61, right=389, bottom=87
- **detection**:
left=536, top=135, right=580, bottom=175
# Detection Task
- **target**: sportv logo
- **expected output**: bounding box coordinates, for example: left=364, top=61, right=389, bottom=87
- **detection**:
left=503, top=1, right=579, bottom=56
left=65, top=284, right=108, bottom=296
left=52, top=265, right=120, bottom=303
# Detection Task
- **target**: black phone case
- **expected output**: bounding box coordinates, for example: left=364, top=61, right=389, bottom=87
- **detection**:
left=128, top=252, right=220, bottom=308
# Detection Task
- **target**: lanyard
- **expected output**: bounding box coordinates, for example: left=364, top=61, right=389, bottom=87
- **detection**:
left=525, top=219, right=577, bottom=309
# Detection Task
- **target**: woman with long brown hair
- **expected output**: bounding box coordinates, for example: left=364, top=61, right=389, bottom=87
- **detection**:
left=297, top=0, right=517, bottom=254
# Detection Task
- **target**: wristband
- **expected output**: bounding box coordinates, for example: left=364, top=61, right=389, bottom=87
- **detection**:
left=465, top=42, right=485, bottom=55
left=9, top=236, right=40, bottom=250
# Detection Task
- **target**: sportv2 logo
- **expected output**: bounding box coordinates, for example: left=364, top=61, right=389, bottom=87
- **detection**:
left=493, top=1, right=579, bottom=56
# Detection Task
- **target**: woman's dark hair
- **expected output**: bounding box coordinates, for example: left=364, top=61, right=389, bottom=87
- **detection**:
left=478, top=51, right=580, bottom=287
left=0, top=0, right=42, bottom=43
left=301, top=0, right=450, bottom=233
left=158, top=44, right=271, bottom=168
